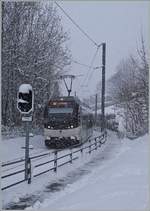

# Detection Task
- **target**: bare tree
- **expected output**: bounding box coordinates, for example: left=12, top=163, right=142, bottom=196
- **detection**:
left=108, top=36, right=149, bottom=137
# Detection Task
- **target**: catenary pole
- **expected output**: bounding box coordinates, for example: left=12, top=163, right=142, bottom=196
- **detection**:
left=101, top=43, right=106, bottom=132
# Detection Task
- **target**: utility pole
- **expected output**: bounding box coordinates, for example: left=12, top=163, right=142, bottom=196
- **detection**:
left=95, top=93, right=97, bottom=127
left=101, top=43, right=106, bottom=132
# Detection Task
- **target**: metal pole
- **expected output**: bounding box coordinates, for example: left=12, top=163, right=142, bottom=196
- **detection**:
left=25, top=121, right=30, bottom=180
left=95, top=94, right=97, bottom=127
left=49, top=80, right=51, bottom=99
left=101, top=43, right=106, bottom=132
left=54, top=151, right=57, bottom=172
left=69, top=77, right=73, bottom=96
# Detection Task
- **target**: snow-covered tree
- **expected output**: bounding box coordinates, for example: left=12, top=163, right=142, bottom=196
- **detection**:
left=2, top=2, right=71, bottom=127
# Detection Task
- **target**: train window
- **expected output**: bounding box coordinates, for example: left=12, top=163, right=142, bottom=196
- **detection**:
left=48, top=107, right=73, bottom=114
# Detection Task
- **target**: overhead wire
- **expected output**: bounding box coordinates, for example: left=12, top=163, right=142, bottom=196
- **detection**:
left=55, top=1, right=102, bottom=96
left=55, top=1, right=99, bottom=47
left=85, top=54, right=101, bottom=86
left=72, top=60, right=93, bottom=69
left=80, top=46, right=100, bottom=88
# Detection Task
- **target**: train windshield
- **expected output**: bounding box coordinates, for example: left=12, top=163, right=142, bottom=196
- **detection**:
left=44, top=99, right=79, bottom=129
left=48, top=107, right=73, bottom=114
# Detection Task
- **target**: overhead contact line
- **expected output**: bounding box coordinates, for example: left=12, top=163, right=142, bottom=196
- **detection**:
left=55, top=1, right=99, bottom=47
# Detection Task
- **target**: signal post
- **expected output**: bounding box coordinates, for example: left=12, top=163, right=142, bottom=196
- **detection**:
left=17, top=84, right=34, bottom=181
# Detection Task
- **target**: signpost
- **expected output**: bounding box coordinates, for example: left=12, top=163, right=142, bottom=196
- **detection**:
left=17, top=84, right=34, bottom=181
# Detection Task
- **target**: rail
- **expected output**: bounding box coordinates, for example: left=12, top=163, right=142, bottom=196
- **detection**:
left=1, top=131, right=107, bottom=191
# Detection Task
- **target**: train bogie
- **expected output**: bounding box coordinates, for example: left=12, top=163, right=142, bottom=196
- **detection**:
left=44, top=126, right=81, bottom=148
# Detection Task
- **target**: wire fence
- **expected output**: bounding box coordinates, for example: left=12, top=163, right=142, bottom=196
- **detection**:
left=1, top=132, right=107, bottom=191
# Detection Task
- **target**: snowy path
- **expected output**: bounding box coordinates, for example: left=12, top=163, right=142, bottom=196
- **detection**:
left=39, top=134, right=149, bottom=210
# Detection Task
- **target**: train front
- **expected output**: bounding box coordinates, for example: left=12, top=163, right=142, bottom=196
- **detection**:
left=44, top=97, right=81, bottom=148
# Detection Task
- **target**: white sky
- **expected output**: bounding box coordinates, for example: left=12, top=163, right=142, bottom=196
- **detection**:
left=56, top=1, right=149, bottom=99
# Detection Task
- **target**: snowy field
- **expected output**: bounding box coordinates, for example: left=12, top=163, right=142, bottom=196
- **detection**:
left=1, top=131, right=149, bottom=210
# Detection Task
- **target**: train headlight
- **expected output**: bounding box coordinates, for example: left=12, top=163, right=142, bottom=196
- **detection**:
left=48, top=126, right=51, bottom=129
left=68, top=126, right=70, bottom=129
left=46, top=136, right=51, bottom=140
left=71, top=125, right=73, bottom=128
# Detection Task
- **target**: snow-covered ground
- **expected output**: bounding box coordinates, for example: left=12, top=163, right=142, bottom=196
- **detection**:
left=1, top=130, right=107, bottom=207
left=40, top=134, right=149, bottom=210
left=1, top=135, right=48, bottom=162
left=1, top=131, right=149, bottom=210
